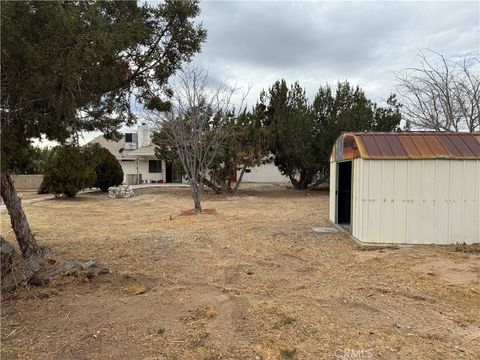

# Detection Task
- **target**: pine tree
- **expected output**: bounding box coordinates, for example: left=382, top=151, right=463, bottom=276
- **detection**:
left=1, top=0, right=206, bottom=261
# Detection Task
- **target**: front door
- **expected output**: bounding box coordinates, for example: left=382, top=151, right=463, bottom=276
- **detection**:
left=166, top=162, right=182, bottom=183
left=337, top=161, right=352, bottom=229
left=171, top=164, right=182, bottom=183
left=166, top=162, right=173, bottom=183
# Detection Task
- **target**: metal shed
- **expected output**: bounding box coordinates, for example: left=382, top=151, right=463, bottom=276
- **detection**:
left=329, top=132, right=480, bottom=245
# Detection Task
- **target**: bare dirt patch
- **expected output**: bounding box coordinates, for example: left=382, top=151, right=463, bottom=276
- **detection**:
left=1, top=185, right=479, bottom=359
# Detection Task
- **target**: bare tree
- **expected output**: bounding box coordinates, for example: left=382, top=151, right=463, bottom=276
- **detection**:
left=150, top=66, right=247, bottom=211
left=396, top=49, right=480, bottom=132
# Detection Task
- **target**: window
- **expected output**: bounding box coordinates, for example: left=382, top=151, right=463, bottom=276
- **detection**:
left=149, top=160, right=162, bottom=173
left=124, top=133, right=138, bottom=149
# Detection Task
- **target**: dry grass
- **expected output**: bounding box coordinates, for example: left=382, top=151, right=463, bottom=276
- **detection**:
left=1, top=184, right=479, bottom=359
left=126, top=284, right=147, bottom=296
left=0, top=191, right=42, bottom=204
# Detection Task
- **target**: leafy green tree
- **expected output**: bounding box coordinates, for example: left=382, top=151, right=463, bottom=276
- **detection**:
left=204, top=109, right=271, bottom=193
left=44, top=146, right=96, bottom=198
left=1, top=0, right=206, bottom=260
left=152, top=128, right=186, bottom=179
left=30, top=147, right=55, bottom=174
left=153, top=108, right=270, bottom=194
left=263, top=80, right=321, bottom=189
left=312, top=82, right=401, bottom=187
left=4, top=145, right=54, bottom=175
left=262, top=80, right=401, bottom=189
left=84, top=144, right=124, bottom=191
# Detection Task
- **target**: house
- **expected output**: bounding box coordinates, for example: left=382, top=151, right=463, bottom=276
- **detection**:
left=329, top=132, right=480, bottom=245
left=89, top=124, right=289, bottom=185
left=89, top=124, right=183, bottom=184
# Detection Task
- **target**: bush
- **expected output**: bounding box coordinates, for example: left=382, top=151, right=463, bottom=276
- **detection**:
left=43, top=146, right=96, bottom=197
left=87, top=145, right=124, bottom=191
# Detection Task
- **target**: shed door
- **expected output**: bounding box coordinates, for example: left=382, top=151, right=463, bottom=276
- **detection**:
left=337, top=161, right=352, bottom=228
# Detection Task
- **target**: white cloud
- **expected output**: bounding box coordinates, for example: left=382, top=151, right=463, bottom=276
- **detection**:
left=77, top=0, right=479, bottom=145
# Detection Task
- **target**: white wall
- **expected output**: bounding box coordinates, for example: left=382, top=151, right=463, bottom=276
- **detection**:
left=120, top=159, right=164, bottom=183
left=137, top=125, right=151, bottom=148
left=350, top=159, right=480, bottom=245
left=329, top=161, right=336, bottom=223
left=240, top=163, right=289, bottom=183
left=119, top=160, right=138, bottom=184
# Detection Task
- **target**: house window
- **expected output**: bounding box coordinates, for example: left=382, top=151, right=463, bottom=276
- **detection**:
left=125, top=133, right=133, bottom=142
left=149, top=160, right=162, bottom=173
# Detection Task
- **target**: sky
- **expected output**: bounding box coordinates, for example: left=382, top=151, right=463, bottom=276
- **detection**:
left=37, top=0, right=480, bottom=146
left=194, top=0, right=479, bottom=105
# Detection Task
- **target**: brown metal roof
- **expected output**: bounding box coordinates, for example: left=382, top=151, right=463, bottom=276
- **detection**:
left=333, top=132, right=480, bottom=161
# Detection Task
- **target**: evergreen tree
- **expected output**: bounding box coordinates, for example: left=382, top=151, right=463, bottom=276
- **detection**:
left=1, top=0, right=206, bottom=259
left=262, top=80, right=401, bottom=189
left=205, top=109, right=270, bottom=193
left=43, top=146, right=96, bottom=198
left=84, top=144, right=124, bottom=192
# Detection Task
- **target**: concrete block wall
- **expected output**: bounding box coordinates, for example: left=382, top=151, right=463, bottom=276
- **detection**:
left=12, top=175, right=44, bottom=191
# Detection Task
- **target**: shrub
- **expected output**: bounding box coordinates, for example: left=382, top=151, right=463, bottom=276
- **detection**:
left=84, top=144, right=123, bottom=191
left=43, top=145, right=96, bottom=197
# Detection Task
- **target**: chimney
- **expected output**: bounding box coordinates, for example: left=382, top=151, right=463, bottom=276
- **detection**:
left=137, top=123, right=151, bottom=148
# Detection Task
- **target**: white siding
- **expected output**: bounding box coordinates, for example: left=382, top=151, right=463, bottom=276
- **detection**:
left=352, top=158, right=362, bottom=238
left=329, top=161, right=336, bottom=223
left=348, top=159, right=480, bottom=245
left=240, top=163, right=289, bottom=183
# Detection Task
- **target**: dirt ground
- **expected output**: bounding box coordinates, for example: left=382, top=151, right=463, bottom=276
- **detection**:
left=1, top=185, right=479, bottom=359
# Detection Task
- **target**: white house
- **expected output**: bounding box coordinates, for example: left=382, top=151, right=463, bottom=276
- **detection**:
left=329, top=132, right=480, bottom=245
left=89, top=124, right=289, bottom=185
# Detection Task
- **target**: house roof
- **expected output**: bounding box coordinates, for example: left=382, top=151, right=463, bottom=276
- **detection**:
left=88, top=135, right=156, bottom=159
left=89, top=135, right=136, bottom=159
left=333, top=132, right=480, bottom=161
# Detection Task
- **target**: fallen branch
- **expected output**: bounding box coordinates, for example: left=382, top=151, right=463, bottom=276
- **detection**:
left=1, top=256, right=111, bottom=293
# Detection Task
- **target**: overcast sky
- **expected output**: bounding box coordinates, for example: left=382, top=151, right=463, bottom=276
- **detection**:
left=194, top=0, right=479, bottom=106
left=43, top=0, right=479, bottom=146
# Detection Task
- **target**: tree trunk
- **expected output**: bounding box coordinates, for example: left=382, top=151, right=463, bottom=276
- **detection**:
left=289, top=174, right=299, bottom=189
left=190, top=180, right=203, bottom=212
left=295, top=169, right=314, bottom=190
left=0, top=173, right=41, bottom=259
left=202, top=178, right=223, bottom=194
left=233, top=164, right=247, bottom=192
left=1, top=236, right=16, bottom=279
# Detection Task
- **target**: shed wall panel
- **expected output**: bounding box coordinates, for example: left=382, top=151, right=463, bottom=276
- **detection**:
left=346, top=159, right=480, bottom=245
left=435, top=161, right=450, bottom=244
left=393, top=161, right=408, bottom=244
left=381, top=161, right=396, bottom=243
left=406, top=161, right=422, bottom=244
left=329, top=161, right=336, bottom=223
left=368, top=161, right=383, bottom=243
left=449, top=161, right=464, bottom=244
left=462, top=161, right=479, bottom=243
left=420, top=161, right=437, bottom=244
left=352, top=159, right=362, bottom=240
left=361, top=159, right=370, bottom=242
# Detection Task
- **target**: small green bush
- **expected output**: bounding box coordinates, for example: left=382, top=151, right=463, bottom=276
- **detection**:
left=84, top=144, right=123, bottom=191
left=43, top=145, right=96, bottom=197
